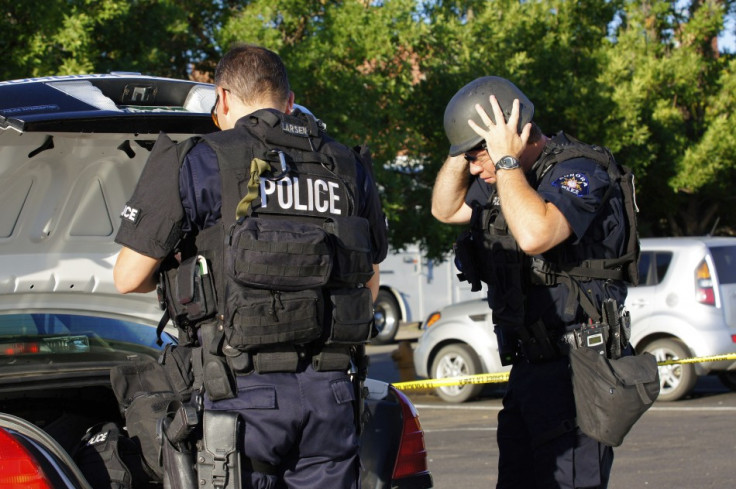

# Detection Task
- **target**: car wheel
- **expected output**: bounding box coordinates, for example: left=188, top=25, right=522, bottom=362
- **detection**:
left=372, top=289, right=401, bottom=345
left=717, top=371, right=736, bottom=391
left=643, top=338, right=697, bottom=402
left=431, top=344, right=484, bottom=403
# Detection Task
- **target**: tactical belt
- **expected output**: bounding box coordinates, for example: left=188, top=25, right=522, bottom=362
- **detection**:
left=228, top=344, right=352, bottom=375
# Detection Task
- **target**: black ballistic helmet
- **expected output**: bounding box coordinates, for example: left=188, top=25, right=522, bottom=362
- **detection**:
left=444, top=76, right=535, bottom=156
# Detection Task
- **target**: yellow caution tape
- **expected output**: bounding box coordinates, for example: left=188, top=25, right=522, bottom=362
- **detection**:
left=392, top=352, right=736, bottom=392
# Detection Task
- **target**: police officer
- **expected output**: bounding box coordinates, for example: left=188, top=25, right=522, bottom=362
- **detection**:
left=433, top=76, right=634, bottom=488
left=113, top=44, right=387, bottom=488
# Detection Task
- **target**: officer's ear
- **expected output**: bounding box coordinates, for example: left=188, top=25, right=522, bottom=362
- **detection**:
left=285, top=91, right=295, bottom=114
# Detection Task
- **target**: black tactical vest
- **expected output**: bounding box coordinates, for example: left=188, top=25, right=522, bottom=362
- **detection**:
left=455, top=132, right=639, bottom=327
left=191, top=109, right=376, bottom=351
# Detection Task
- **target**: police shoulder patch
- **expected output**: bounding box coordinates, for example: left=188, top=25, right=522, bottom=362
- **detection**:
left=120, top=204, right=141, bottom=224
left=552, top=173, right=589, bottom=197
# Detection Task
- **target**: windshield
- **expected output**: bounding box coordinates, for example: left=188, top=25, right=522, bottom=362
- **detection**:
left=0, top=313, right=173, bottom=357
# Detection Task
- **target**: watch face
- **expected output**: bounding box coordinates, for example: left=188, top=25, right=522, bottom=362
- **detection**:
left=496, top=156, right=520, bottom=170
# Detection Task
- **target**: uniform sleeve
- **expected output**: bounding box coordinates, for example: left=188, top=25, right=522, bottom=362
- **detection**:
left=114, top=133, right=184, bottom=259
left=357, top=163, right=388, bottom=264
left=179, top=142, right=222, bottom=232
left=537, top=157, right=612, bottom=241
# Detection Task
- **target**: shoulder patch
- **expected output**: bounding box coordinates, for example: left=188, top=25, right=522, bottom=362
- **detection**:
left=552, top=173, right=589, bottom=197
left=120, top=204, right=141, bottom=224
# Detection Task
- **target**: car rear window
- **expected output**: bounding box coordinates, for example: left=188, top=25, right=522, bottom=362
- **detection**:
left=710, top=246, right=736, bottom=284
left=638, top=251, right=673, bottom=286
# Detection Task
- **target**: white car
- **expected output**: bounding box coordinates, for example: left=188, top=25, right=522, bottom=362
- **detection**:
left=413, top=237, right=736, bottom=402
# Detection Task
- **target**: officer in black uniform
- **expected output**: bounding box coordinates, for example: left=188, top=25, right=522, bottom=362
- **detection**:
left=114, top=44, right=387, bottom=489
left=433, top=76, right=633, bottom=488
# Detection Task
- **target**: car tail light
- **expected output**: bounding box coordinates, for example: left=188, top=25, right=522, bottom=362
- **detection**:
left=390, top=386, right=430, bottom=480
left=0, top=427, right=53, bottom=489
left=695, top=259, right=716, bottom=306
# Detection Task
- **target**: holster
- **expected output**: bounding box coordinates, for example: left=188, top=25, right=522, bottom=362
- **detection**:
left=158, top=402, right=200, bottom=489
left=196, top=411, right=243, bottom=489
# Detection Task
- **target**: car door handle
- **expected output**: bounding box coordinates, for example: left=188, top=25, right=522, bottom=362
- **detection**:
left=628, top=299, right=648, bottom=307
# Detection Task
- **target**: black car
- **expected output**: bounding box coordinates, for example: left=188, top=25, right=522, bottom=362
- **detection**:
left=0, top=74, right=432, bottom=489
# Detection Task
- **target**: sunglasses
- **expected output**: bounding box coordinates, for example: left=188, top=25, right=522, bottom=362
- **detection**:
left=463, top=141, right=487, bottom=163
left=210, top=88, right=231, bottom=129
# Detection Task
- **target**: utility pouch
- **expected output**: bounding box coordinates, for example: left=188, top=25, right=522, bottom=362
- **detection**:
left=518, top=321, right=559, bottom=363
left=570, top=347, right=660, bottom=447
left=324, top=216, right=374, bottom=286
left=227, top=217, right=333, bottom=291
left=494, top=324, right=519, bottom=366
left=200, top=322, right=236, bottom=402
left=602, top=299, right=622, bottom=359
left=326, top=288, right=374, bottom=344
left=196, top=411, right=243, bottom=489
left=225, top=287, right=323, bottom=349
left=160, top=255, right=217, bottom=326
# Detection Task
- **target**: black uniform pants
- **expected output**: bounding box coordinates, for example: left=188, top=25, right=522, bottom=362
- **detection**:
left=496, top=355, right=614, bottom=489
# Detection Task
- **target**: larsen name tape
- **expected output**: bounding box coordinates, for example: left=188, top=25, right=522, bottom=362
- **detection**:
left=392, top=352, right=736, bottom=391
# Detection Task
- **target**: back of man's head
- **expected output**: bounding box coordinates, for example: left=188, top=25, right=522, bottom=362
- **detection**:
left=215, top=44, right=291, bottom=106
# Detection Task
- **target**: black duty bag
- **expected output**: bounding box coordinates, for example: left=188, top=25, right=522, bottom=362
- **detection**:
left=110, top=351, right=194, bottom=480
left=569, top=347, right=660, bottom=447
left=73, top=422, right=149, bottom=489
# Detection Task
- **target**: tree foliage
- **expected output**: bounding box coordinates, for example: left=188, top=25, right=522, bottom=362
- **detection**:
left=2, top=0, right=735, bottom=258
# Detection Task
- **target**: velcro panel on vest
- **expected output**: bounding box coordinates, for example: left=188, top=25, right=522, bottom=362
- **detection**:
left=224, top=288, right=323, bottom=349
left=227, top=217, right=332, bottom=291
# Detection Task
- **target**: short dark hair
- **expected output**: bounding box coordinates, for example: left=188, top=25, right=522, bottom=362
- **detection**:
left=214, top=44, right=291, bottom=105
left=528, top=122, right=543, bottom=144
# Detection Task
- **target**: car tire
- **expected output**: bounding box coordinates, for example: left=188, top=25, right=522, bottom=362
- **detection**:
left=643, top=338, right=697, bottom=402
left=372, top=289, right=401, bottom=345
left=431, top=344, right=484, bottom=403
left=717, top=371, right=736, bottom=391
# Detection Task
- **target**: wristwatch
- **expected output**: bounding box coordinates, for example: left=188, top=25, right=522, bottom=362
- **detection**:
left=495, top=155, right=520, bottom=172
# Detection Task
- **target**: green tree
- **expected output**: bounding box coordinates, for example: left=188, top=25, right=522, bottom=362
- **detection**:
left=600, top=0, right=736, bottom=236
left=3, top=0, right=736, bottom=256
left=0, top=0, right=229, bottom=80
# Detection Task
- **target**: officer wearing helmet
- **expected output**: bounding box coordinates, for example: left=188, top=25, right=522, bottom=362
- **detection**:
left=433, top=76, right=637, bottom=488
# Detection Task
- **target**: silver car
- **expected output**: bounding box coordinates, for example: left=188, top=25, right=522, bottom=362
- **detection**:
left=413, top=236, right=736, bottom=402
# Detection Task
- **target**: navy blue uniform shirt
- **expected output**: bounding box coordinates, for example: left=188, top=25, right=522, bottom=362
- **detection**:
left=466, top=154, right=627, bottom=330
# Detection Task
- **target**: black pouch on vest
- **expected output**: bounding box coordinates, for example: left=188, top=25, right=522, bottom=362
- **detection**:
left=73, top=422, right=149, bottom=489
left=225, top=287, right=323, bottom=349
left=324, top=216, right=374, bottom=286
left=569, top=347, right=660, bottom=447
left=227, top=217, right=333, bottom=291
left=326, top=288, right=374, bottom=344
left=161, top=256, right=217, bottom=326
left=196, top=411, right=243, bottom=489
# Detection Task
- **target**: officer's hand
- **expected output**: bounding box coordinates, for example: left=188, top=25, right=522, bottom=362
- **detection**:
left=468, top=96, right=531, bottom=174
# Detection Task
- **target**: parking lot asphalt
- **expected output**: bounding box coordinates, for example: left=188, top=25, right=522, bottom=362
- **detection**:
left=367, top=323, right=736, bottom=489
